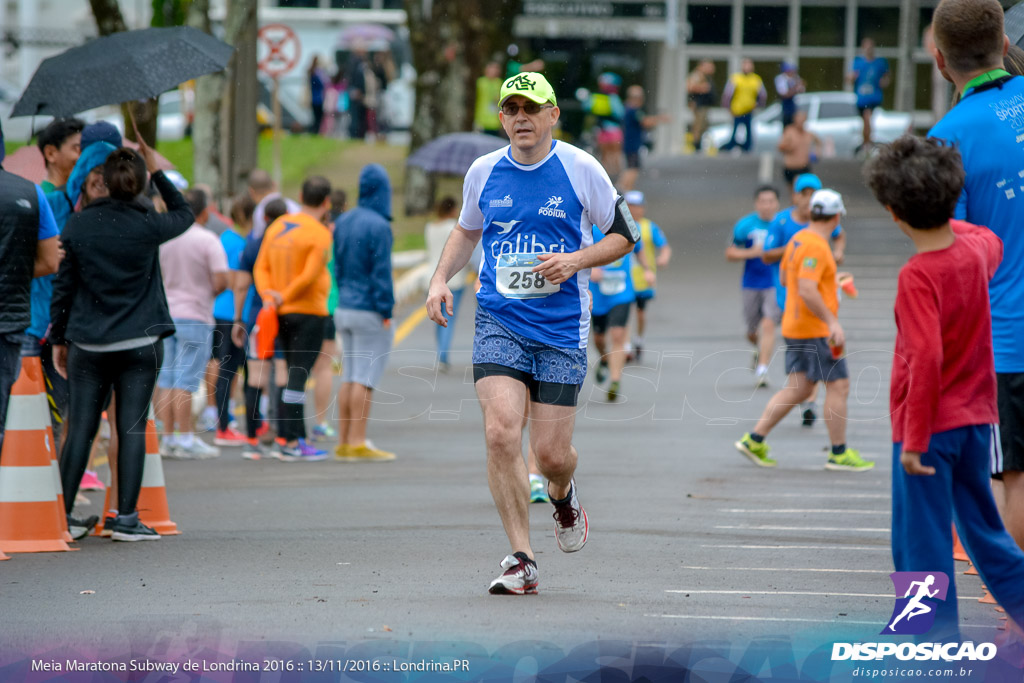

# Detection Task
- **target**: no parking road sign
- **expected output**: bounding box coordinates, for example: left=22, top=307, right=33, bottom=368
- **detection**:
left=257, top=23, right=301, bottom=78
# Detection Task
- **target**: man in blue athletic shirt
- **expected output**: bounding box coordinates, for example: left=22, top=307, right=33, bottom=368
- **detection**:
left=726, top=185, right=780, bottom=389
left=929, top=0, right=1024, bottom=552
left=426, top=72, right=637, bottom=595
left=846, top=38, right=890, bottom=153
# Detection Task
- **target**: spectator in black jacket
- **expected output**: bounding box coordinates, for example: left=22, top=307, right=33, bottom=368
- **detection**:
left=50, top=139, right=193, bottom=542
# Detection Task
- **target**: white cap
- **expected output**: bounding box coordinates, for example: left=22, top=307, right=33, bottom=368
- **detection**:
left=810, top=189, right=846, bottom=217
left=624, top=190, right=645, bottom=205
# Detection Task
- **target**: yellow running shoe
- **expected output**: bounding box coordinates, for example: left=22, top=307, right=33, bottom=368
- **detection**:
left=734, top=433, right=777, bottom=468
left=825, top=448, right=874, bottom=472
left=337, top=444, right=396, bottom=462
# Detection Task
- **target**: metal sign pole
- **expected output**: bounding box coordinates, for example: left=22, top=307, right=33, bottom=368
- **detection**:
left=272, top=75, right=283, bottom=189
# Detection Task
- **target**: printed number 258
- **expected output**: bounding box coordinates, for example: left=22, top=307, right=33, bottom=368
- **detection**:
left=508, top=271, right=545, bottom=289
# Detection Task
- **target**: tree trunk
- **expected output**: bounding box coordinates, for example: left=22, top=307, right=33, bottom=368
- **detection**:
left=187, top=0, right=221, bottom=199
left=88, top=0, right=158, bottom=146
left=222, top=0, right=259, bottom=200
left=402, top=0, right=520, bottom=215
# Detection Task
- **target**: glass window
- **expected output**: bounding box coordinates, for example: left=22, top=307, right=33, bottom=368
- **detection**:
left=688, top=5, right=732, bottom=45
left=857, top=7, right=900, bottom=46
left=279, top=0, right=319, bottom=7
left=330, top=0, right=372, bottom=7
left=797, top=58, right=846, bottom=95
left=381, top=0, right=404, bottom=7
left=818, top=100, right=859, bottom=120
left=916, top=61, right=948, bottom=112
left=800, top=6, right=845, bottom=47
left=743, top=6, right=789, bottom=46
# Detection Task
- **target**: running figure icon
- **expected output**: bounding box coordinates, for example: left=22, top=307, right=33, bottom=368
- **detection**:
left=887, top=574, right=939, bottom=632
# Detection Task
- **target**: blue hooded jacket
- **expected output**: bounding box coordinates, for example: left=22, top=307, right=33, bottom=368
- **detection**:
left=333, top=164, right=395, bottom=319
left=28, top=141, right=117, bottom=339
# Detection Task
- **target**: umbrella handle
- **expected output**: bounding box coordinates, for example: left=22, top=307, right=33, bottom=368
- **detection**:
left=126, top=106, right=159, bottom=174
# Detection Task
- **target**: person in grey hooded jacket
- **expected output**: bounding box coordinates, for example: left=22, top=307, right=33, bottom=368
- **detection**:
left=332, top=163, right=396, bottom=462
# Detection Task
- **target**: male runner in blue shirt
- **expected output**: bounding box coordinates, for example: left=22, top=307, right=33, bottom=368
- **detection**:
left=426, top=73, right=637, bottom=595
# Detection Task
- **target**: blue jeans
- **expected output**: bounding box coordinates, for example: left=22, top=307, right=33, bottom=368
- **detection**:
left=0, top=332, right=24, bottom=451
left=721, top=113, right=753, bottom=152
left=892, top=425, right=1024, bottom=641
left=157, top=319, right=213, bottom=393
left=435, top=287, right=465, bottom=365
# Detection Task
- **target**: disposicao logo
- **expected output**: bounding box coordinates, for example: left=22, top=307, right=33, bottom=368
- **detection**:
left=884, top=571, right=948, bottom=636
left=831, top=572, right=997, bottom=663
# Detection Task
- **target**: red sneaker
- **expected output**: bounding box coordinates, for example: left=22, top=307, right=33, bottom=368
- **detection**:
left=214, top=426, right=248, bottom=446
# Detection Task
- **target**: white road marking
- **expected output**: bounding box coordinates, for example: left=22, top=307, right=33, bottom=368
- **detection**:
left=645, top=614, right=878, bottom=625
left=680, top=566, right=887, bottom=574
left=769, top=493, right=888, bottom=499
left=701, top=544, right=886, bottom=551
left=720, top=508, right=887, bottom=515
left=665, top=590, right=983, bottom=601
left=715, top=525, right=888, bottom=532
left=644, top=615, right=997, bottom=630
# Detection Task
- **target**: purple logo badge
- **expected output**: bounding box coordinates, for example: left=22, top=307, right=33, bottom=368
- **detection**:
left=883, top=572, right=950, bottom=635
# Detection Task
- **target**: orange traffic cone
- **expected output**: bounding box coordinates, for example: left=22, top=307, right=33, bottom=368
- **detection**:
left=965, top=562, right=978, bottom=576
left=952, top=525, right=968, bottom=562
left=0, top=357, right=74, bottom=553
left=979, top=584, right=998, bottom=605
left=94, top=407, right=179, bottom=536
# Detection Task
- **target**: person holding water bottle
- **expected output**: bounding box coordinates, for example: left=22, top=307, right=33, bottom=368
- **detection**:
left=735, top=189, right=873, bottom=472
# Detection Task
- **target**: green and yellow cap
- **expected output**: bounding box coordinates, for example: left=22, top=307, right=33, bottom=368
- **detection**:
left=499, top=72, right=557, bottom=107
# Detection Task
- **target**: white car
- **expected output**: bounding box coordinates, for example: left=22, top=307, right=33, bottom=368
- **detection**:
left=703, top=91, right=913, bottom=157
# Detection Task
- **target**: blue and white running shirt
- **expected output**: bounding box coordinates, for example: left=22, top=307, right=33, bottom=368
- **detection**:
left=459, top=140, right=619, bottom=349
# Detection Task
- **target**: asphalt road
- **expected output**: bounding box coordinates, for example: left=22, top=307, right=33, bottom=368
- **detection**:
left=0, top=155, right=1009, bottom=676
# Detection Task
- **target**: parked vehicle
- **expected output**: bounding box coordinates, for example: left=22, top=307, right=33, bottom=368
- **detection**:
left=703, top=91, right=913, bottom=157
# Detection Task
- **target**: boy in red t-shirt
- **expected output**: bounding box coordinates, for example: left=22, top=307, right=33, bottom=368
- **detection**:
left=865, top=135, right=1024, bottom=640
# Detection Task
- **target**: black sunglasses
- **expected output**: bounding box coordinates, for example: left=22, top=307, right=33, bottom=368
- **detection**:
left=501, top=102, right=554, bottom=116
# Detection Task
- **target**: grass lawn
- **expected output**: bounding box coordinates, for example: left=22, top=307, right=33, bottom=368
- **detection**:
left=158, top=134, right=465, bottom=252
left=4, top=132, right=463, bottom=252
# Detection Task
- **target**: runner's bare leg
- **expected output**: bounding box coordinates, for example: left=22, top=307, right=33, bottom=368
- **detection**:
left=477, top=375, right=533, bottom=559
left=528, top=401, right=577, bottom=500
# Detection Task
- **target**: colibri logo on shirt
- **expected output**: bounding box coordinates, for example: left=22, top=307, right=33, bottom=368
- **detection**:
left=490, top=194, right=513, bottom=208
left=539, top=196, right=566, bottom=219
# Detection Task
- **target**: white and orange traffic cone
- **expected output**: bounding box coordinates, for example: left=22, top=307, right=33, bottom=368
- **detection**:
left=94, top=405, right=179, bottom=536
left=0, top=357, right=74, bottom=553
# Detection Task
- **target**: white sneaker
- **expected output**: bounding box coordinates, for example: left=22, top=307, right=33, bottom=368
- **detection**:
left=488, top=553, right=538, bottom=595
left=550, top=479, right=588, bottom=553
left=754, top=367, right=769, bottom=388
left=159, top=438, right=182, bottom=459
left=197, top=405, right=218, bottom=433
left=176, top=438, right=220, bottom=459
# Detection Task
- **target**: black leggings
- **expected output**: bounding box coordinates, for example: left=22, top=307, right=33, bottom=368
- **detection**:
left=213, top=320, right=244, bottom=431
left=277, top=314, right=325, bottom=443
left=60, top=341, right=162, bottom=516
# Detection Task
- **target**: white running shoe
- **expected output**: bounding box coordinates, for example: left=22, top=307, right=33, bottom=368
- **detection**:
left=551, top=479, right=588, bottom=553
left=176, top=438, right=220, bottom=459
left=754, top=367, right=769, bottom=388
left=488, top=553, right=538, bottom=595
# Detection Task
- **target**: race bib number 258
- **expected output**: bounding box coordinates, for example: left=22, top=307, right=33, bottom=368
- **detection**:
left=496, top=253, right=561, bottom=299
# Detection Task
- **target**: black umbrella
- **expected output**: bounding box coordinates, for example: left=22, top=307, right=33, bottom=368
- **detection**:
left=407, top=132, right=508, bottom=176
left=12, top=26, right=234, bottom=118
